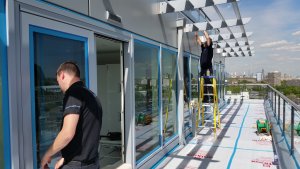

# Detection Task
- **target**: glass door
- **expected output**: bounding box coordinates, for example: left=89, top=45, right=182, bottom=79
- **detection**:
left=20, top=12, right=96, bottom=169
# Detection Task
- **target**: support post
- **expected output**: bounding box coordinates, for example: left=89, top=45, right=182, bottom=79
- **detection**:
left=278, top=97, right=280, bottom=124
left=274, top=93, right=276, bottom=116
left=176, top=18, right=186, bottom=145
left=283, top=100, right=285, bottom=135
left=291, top=107, right=295, bottom=155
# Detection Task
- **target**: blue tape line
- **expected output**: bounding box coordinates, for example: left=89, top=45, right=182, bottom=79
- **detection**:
left=226, top=104, right=250, bottom=169
left=151, top=144, right=179, bottom=169
left=1, top=0, right=11, bottom=168
left=186, top=143, right=274, bottom=152
left=136, top=145, right=161, bottom=165
left=185, top=132, right=192, bottom=139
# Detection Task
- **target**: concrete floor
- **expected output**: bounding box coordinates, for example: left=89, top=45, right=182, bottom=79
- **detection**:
left=156, top=98, right=279, bottom=169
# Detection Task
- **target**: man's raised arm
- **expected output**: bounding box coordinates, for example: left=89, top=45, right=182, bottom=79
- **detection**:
left=195, top=32, right=202, bottom=45
left=203, top=30, right=211, bottom=46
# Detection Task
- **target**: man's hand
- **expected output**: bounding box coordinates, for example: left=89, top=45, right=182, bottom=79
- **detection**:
left=195, top=32, right=201, bottom=45
left=203, top=30, right=211, bottom=46
left=41, top=153, right=51, bottom=169
left=55, top=157, right=65, bottom=169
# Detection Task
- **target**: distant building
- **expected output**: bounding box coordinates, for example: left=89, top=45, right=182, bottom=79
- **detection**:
left=282, top=73, right=293, bottom=81
left=228, top=77, right=257, bottom=84
left=286, top=79, right=300, bottom=86
left=256, top=72, right=262, bottom=82
left=267, top=71, right=281, bottom=86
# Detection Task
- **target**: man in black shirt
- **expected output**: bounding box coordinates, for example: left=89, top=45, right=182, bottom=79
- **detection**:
left=41, top=62, right=102, bottom=169
left=195, top=30, right=213, bottom=76
left=195, top=31, right=214, bottom=103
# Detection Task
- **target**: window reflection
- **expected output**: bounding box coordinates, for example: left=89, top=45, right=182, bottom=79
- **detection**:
left=191, top=58, right=199, bottom=103
left=162, top=49, right=177, bottom=142
left=33, top=32, right=86, bottom=167
left=134, top=41, right=160, bottom=162
left=183, top=56, right=191, bottom=131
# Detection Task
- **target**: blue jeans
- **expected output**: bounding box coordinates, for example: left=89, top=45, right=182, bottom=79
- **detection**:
left=61, top=160, right=99, bottom=169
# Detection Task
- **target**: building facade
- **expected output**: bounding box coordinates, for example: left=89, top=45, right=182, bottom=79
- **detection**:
left=0, top=1, right=227, bottom=169
left=267, top=71, right=281, bottom=86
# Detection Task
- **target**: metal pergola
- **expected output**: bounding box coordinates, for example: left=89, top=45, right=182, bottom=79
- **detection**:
left=160, top=0, right=254, bottom=57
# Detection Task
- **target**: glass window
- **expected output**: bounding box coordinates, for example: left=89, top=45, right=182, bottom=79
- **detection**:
left=134, top=41, right=160, bottom=162
left=32, top=30, right=86, bottom=167
left=183, top=56, right=191, bottom=131
left=161, top=49, right=177, bottom=142
left=191, top=58, right=199, bottom=103
left=0, top=36, right=4, bottom=169
left=0, top=2, right=7, bottom=167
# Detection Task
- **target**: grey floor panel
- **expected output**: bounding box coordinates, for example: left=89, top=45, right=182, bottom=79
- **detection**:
left=156, top=99, right=278, bottom=169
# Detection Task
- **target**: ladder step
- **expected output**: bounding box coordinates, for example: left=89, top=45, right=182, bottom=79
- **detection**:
left=204, top=120, right=213, bottom=122
left=198, top=126, right=217, bottom=129
left=202, top=104, right=213, bottom=107
left=203, top=94, right=214, bottom=96
left=202, top=76, right=215, bottom=79
left=203, top=84, right=214, bottom=87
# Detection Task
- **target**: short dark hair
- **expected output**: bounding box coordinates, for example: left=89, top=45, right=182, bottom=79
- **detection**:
left=56, top=61, right=80, bottom=78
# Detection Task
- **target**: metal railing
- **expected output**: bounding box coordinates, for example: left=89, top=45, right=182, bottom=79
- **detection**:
left=225, top=83, right=300, bottom=167
left=267, top=85, right=300, bottom=156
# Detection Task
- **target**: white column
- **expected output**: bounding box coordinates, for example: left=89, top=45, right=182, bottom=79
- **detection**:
left=176, top=19, right=186, bottom=145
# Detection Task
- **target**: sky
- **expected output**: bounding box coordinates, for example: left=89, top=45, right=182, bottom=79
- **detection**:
left=215, top=0, right=300, bottom=77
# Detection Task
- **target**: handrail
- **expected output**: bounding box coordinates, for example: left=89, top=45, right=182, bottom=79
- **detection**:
left=267, top=85, right=300, bottom=112
left=226, top=83, right=300, bottom=111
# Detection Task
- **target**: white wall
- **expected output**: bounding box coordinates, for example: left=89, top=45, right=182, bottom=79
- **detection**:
left=97, top=64, right=121, bottom=135
left=40, top=0, right=202, bottom=55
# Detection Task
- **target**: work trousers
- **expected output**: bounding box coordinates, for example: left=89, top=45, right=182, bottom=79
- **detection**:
left=61, top=160, right=99, bottom=169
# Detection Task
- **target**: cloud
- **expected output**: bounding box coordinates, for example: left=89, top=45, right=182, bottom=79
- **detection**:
left=273, top=55, right=300, bottom=61
left=260, top=40, right=288, bottom=48
left=269, top=53, right=280, bottom=57
left=274, top=44, right=300, bottom=51
left=292, top=30, right=300, bottom=36
left=290, top=57, right=300, bottom=61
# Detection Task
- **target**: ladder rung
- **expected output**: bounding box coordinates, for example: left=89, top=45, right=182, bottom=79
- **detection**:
left=202, top=76, right=215, bottom=79
left=203, top=84, right=214, bottom=87
left=198, top=126, right=217, bottom=129
left=204, top=120, right=213, bottom=122
left=204, top=94, right=214, bottom=96
left=202, top=104, right=213, bottom=107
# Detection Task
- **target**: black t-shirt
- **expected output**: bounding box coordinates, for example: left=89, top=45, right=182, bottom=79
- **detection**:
left=200, top=41, right=213, bottom=68
left=61, top=81, right=102, bottom=163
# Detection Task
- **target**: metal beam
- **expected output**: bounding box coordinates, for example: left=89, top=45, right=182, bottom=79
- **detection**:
left=199, top=32, right=252, bottom=42
left=160, top=0, right=238, bottom=14
left=184, top=17, right=251, bottom=32
left=221, top=50, right=255, bottom=57
left=217, top=46, right=254, bottom=53
left=216, top=41, right=254, bottom=48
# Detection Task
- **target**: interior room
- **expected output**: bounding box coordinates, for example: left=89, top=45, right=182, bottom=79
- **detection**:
left=95, top=36, right=123, bottom=169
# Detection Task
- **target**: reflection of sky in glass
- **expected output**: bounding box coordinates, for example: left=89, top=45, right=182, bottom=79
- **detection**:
left=162, top=49, right=177, bottom=142
left=134, top=43, right=158, bottom=79
left=134, top=41, right=160, bottom=162
left=34, top=32, right=86, bottom=168
left=34, top=33, right=85, bottom=81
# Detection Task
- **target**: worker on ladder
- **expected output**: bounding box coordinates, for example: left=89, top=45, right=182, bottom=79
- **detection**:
left=195, top=30, right=213, bottom=103
left=194, top=31, right=221, bottom=137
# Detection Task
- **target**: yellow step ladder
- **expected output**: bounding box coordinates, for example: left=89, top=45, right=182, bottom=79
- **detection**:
left=196, top=75, right=221, bottom=137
